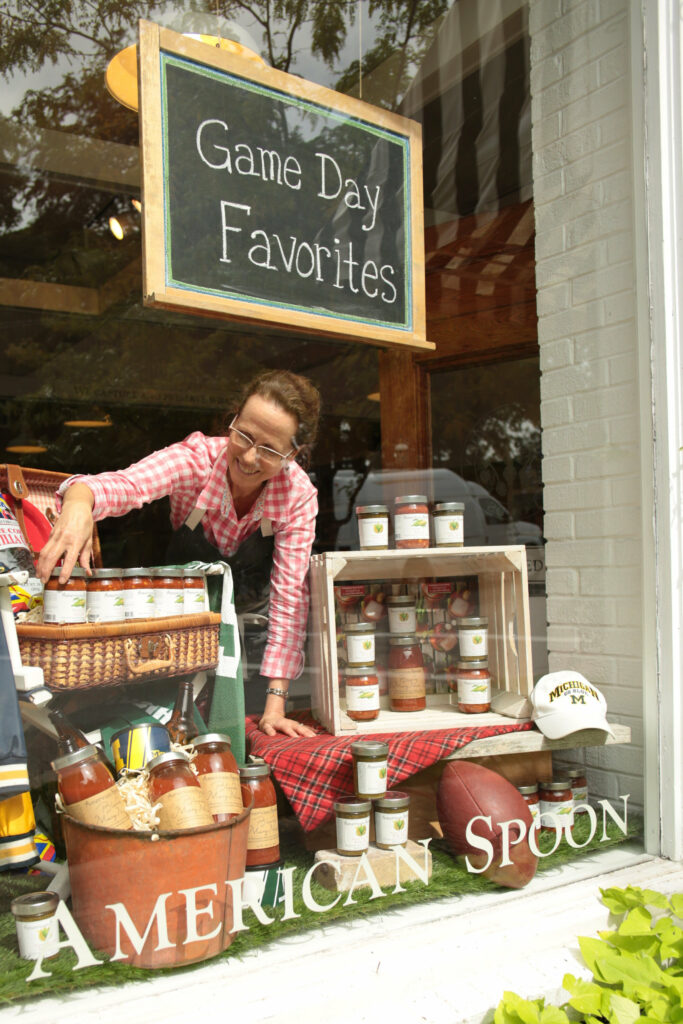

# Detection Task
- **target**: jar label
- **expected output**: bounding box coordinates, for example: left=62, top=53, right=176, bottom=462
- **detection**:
left=456, top=675, right=491, bottom=705
left=389, top=667, right=426, bottom=699
left=356, top=759, right=388, bottom=797
left=459, top=630, right=488, bottom=658
left=15, top=914, right=60, bottom=961
left=572, top=786, right=588, bottom=806
left=394, top=512, right=430, bottom=544
left=247, top=804, right=279, bottom=850
left=154, top=588, right=185, bottom=617
left=346, top=682, right=380, bottom=711
left=198, top=771, right=243, bottom=816
left=184, top=590, right=205, bottom=613
left=66, top=785, right=132, bottom=830
left=125, top=589, right=155, bottom=619
left=539, top=798, right=574, bottom=828
left=336, top=813, right=370, bottom=853
left=86, top=589, right=125, bottom=623
left=375, top=808, right=409, bottom=846
left=388, top=607, right=417, bottom=634
left=528, top=801, right=540, bottom=822
left=44, top=591, right=87, bottom=624
left=156, top=787, right=213, bottom=830
left=434, top=514, right=464, bottom=545
left=358, top=517, right=388, bottom=549
left=346, top=634, right=375, bottom=665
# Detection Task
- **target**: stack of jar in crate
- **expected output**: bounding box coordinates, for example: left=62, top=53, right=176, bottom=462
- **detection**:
left=356, top=495, right=465, bottom=551
left=43, top=566, right=207, bottom=624
left=334, top=740, right=410, bottom=856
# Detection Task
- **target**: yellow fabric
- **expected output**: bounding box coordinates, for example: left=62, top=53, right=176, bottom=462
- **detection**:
left=0, top=791, right=35, bottom=837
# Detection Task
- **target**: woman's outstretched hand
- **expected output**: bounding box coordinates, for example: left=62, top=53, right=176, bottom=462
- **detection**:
left=36, top=483, right=95, bottom=584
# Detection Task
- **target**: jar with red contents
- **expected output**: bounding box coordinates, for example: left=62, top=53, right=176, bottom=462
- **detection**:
left=147, top=751, right=214, bottom=831
left=388, top=635, right=426, bottom=711
left=567, top=767, right=589, bottom=813
left=123, top=568, right=155, bottom=620
left=44, top=568, right=87, bottom=624
left=450, top=659, right=491, bottom=713
left=538, top=779, right=574, bottom=831
left=517, top=783, right=540, bottom=824
left=86, top=568, right=124, bottom=623
left=51, top=745, right=132, bottom=830
left=345, top=666, right=380, bottom=721
left=151, top=568, right=185, bottom=618
left=239, top=763, right=280, bottom=867
left=393, top=495, right=430, bottom=549
left=192, top=733, right=243, bottom=822
left=183, top=569, right=206, bottom=615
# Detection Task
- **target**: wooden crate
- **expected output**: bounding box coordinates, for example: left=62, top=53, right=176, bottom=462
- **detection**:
left=308, top=546, right=534, bottom=736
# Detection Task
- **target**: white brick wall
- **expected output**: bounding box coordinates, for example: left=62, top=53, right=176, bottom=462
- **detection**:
left=530, top=0, right=643, bottom=809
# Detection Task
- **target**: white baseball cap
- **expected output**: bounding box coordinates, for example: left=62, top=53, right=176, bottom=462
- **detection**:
left=530, top=670, right=614, bottom=739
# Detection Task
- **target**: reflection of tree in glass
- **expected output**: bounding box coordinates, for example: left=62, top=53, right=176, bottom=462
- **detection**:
left=464, top=402, right=542, bottom=524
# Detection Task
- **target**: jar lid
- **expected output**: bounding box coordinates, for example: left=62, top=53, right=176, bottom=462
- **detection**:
left=458, top=617, right=488, bottom=627
left=516, top=783, right=539, bottom=795
left=388, top=634, right=418, bottom=646
left=50, top=567, right=86, bottom=578
left=434, top=501, right=465, bottom=513
left=11, top=891, right=59, bottom=918
left=567, top=768, right=586, bottom=780
left=90, top=568, right=122, bottom=579
left=239, top=762, right=271, bottom=779
left=183, top=567, right=204, bottom=577
left=374, top=790, right=410, bottom=811
left=345, top=622, right=376, bottom=634
left=149, top=567, right=185, bottom=578
left=122, top=567, right=151, bottom=578
left=539, top=779, right=571, bottom=791
left=344, top=665, right=377, bottom=676
left=192, top=733, right=231, bottom=747
left=356, top=504, right=388, bottom=515
left=51, top=744, right=100, bottom=771
left=147, top=751, right=190, bottom=772
left=386, top=595, right=415, bottom=606
left=350, top=740, right=389, bottom=757
left=394, top=494, right=428, bottom=504
left=333, top=797, right=372, bottom=814
left=455, top=659, right=489, bottom=670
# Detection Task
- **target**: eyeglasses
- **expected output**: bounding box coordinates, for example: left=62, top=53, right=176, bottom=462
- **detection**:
left=228, top=418, right=296, bottom=467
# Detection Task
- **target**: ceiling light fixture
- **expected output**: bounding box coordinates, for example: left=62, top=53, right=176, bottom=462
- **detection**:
left=63, top=413, right=113, bottom=429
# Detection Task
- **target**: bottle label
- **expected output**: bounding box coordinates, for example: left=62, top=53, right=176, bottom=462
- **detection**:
left=358, top=517, right=388, bottom=548
left=156, top=787, right=213, bottom=830
left=44, top=590, right=87, bottom=624
left=346, top=682, right=380, bottom=711
left=375, top=808, right=409, bottom=846
left=125, top=589, right=155, bottom=619
left=247, top=804, right=279, bottom=850
left=456, top=675, right=491, bottom=705
left=356, top=759, right=388, bottom=796
left=434, top=514, right=463, bottom=545
left=539, top=798, right=574, bottom=828
left=389, top=667, right=426, bottom=699
left=154, top=588, right=185, bottom=617
left=197, top=771, right=243, bottom=816
left=336, top=813, right=370, bottom=852
left=184, top=589, right=205, bottom=613
left=86, top=589, right=125, bottom=623
left=15, top=914, right=60, bottom=961
left=394, top=512, right=430, bottom=544
left=572, top=785, right=588, bottom=807
left=346, top=633, right=375, bottom=664
left=66, top=785, right=132, bottom=830
left=459, top=629, right=488, bottom=658
left=388, top=607, right=417, bottom=634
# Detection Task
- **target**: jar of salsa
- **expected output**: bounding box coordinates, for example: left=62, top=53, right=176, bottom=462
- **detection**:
left=151, top=568, right=185, bottom=618
left=51, top=745, right=132, bottom=830
left=147, top=751, right=214, bottom=831
left=451, top=659, right=491, bottom=713
left=239, top=763, right=280, bottom=867
left=517, top=783, right=540, bottom=823
left=86, top=568, right=124, bottom=623
left=351, top=740, right=389, bottom=799
left=192, top=733, right=243, bottom=822
left=183, top=569, right=206, bottom=615
left=394, top=495, right=430, bottom=548
left=345, top=621, right=376, bottom=666
left=567, top=767, right=588, bottom=813
left=11, top=892, right=60, bottom=961
left=388, top=635, right=426, bottom=711
left=334, top=797, right=371, bottom=857
left=457, top=617, right=488, bottom=660
left=433, top=502, right=465, bottom=547
left=386, top=595, right=417, bottom=634
left=345, top=666, right=380, bottom=722
left=356, top=504, right=389, bottom=550
left=123, top=568, right=155, bottom=620
left=538, top=779, right=574, bottom=831
left=44, top=568, right=87, bottom=624
left=374, top=791, right=410, bottom=849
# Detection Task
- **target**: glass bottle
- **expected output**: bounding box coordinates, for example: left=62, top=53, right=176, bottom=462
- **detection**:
left=51, top=745, right=132, bottom=830
left=167, top=680, right=197, bottom=744
left=48, top=708, right=90, bottom=755
left=147, top=751, right=214, bottom=830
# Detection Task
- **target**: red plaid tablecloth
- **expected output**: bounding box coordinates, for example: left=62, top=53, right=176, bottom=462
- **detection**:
left=245, top=711, right=535, bottom=831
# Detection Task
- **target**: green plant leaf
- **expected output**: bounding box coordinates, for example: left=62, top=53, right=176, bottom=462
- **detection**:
left=539, top=1005, right=571, bottom=1024
left=599, top=930, right=660, bottom=957
left=596, top=950, right=665, bottom=990
left=619, top=906, right=653, bottom=936
left=601, top=886, right=670, bottom=915
left=606, top=992, right=642, bottom=1024
left=670, top=894, right=683, bottom=918
left=579, top=936, right=612, bottom=980
left=494, top=992, right=547, bottom=1024
left=563, top=974, right=604, bottom=1015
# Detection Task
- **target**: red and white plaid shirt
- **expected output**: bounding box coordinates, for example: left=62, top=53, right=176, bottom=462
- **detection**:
left=58, top=432, right=318, bottom=680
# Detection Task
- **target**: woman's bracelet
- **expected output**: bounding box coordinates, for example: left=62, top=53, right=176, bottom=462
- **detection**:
left=265, top=686, right=289, bottom=699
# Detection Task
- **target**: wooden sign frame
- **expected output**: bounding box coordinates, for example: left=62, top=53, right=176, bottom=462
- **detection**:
left=138, top=20, right=431, bottom=351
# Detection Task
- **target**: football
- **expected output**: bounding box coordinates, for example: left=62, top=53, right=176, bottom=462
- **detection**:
left=436, top=761, right=539, bottom=888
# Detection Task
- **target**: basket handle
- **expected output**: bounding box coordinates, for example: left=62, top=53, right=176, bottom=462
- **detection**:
left=124, top=634, right=174, bottom=675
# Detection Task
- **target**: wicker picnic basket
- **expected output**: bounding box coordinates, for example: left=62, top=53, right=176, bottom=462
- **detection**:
left=16, top=612, right=221, bottom=691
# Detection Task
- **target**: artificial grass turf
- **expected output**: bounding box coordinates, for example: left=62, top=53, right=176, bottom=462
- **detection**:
left=0, top=813, right=642, bottom=1006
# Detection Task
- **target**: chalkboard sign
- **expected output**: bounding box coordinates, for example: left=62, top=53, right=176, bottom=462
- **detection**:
left=138, top=21, right=430, bottom=350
